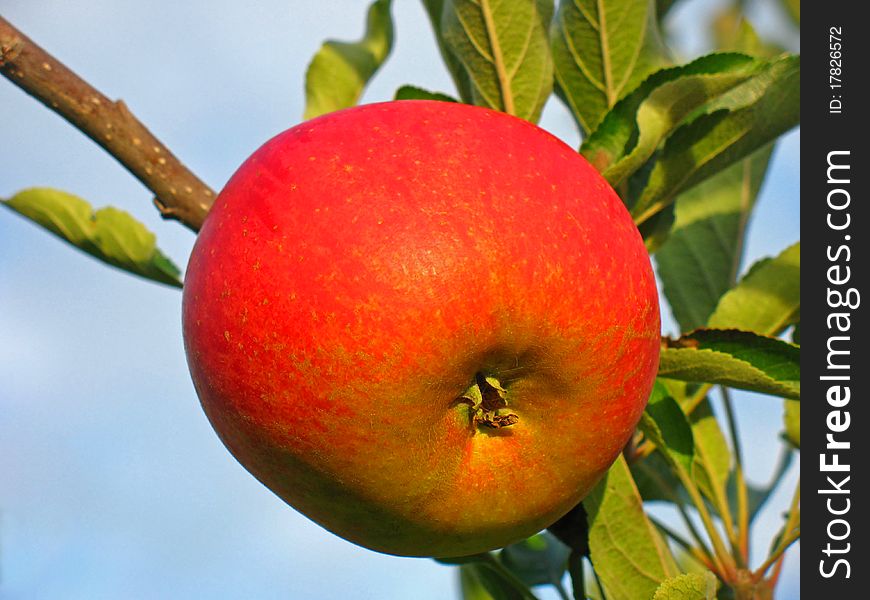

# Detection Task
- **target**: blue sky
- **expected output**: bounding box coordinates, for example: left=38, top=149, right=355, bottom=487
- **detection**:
left=1, top=1, right=799, bottom=598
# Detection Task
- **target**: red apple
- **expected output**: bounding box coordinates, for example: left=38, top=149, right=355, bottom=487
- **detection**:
left=182, top=100, right=660, bottom=557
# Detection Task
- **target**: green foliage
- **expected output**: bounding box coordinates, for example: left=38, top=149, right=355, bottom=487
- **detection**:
left=394, top=85, right=458, bottom=102
left=631, top=55, right=799, bottom=226
left=2, top=188, right=182, bottom=288
left=585, top=455, right=679, bottom=599
left=500, top=533, right=571, bottom=590
left=551, top=0, right=669, bottom=135
left=659, top=328, right=800, bottom=399
left=459, top=562, right=525, bottom=600
left=688, top=398, right=731, bottom=506
left=437, top=0, right=554, bottom=123
left=581, top=53, right=764, bottom=185
left=421, top=0, right=475, bottom=101
left=709, top=242, right=800, bottom=335
left=656, top=144, right=774, bottom=331
left=652, top=571, right=719, bottom=599
left=303, top=0, right=394, bottom=119
left=639, top=382, right=695, bottom=473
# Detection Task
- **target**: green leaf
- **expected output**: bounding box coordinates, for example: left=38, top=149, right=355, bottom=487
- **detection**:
left=659, top=329, right=800, bottom=400
left=459, top=555, right=542, bottom=600
left=422, top=0, right=475, bottom=101
left=652, top=571, right=719, bottom=599
left=585, top=455, right=678, bottom=600
left=500, top=532, right=570, bottom=588
left=438, top=0, right=554, bottom=123
left=708, top=242, right=800, bottom=336
left=303, top=0, right=394, bottom=119
left=581, top=53, right=764, bottom=185
left=631, top=54, right=799, bottom=226
left=2, top=188, right=182, bottom=288
left=689, top=398, right=731, bottom=506
left=460, top=562, right=524, bottom=600
left=551, top=0, right=669, bottom=135
left=784, top=399, right=800, bottom=448
left=656, top=143, right=774, bottom=331
left=394, top=85, right=458, bottom=102
left=639, top=381, right=695, bottom=474
left=631, top=449, right=686, bottom=504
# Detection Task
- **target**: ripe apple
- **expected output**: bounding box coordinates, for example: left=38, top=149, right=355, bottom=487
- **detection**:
left=182, top=100, right=660, bottom=557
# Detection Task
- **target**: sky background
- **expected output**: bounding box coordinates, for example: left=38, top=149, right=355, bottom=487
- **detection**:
left=1, top=1, right=799, bottom=598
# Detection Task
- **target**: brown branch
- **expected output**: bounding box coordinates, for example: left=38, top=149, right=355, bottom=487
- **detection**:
left=0, top=16, right=214, bottom=232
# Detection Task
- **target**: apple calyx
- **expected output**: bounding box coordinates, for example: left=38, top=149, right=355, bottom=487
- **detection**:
left=457, top=373, right=519, bottom=429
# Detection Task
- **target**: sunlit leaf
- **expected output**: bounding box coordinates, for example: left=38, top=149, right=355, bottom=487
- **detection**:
left=656, top=144, right=774, bottom=331
left=303, top=0, right=394, bottom=119
left=2, top=187, right=182, bottom=288
left=709, top=242, right=800, bottom=336
left=652, top=571, right=719, bottom=599
left=585, top=455, right=679, bottom=599
left=581, top=53, right=763, bottom=185
left=631, top=55, right=799, bottom=226
left=659, top=329, right=800, bottom=399
left=439, top=0, right=554, bottom=122
left=551, top=0, right=669, bottom=134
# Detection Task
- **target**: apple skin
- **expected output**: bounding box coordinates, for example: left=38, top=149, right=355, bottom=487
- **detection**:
left=182, top=100, right=660, bottom=557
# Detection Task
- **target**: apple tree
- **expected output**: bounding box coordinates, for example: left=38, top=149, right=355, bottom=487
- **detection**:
left=0, top=1, right=799, bottom=598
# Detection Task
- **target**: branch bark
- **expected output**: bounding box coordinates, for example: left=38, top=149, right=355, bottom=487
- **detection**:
left=0, top=16, right=214, bottom=232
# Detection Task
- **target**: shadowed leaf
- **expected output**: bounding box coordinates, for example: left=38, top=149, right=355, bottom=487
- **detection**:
left=639, top=381, right=695, bottom=474
left=394, top=85, right=458, bottom=102
left=500, top=532, right=570, bottom=588
left=656, top=144, right=774, bottom=331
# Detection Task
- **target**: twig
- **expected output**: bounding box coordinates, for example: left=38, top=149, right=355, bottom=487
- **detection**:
left=0, top=16, right=214, bottom=232
left=754, top=479, right=800, bottom=581
left=649, top=515, right=716, bottom=573
left=720, top=387, right=750, bottom=563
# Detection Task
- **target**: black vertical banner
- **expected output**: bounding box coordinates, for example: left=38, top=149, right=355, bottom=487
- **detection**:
left=804, top=3, right=869, bottom=596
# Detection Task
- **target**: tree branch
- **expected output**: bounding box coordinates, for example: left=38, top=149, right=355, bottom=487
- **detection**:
left=0, top=16, right=214, bottom=232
